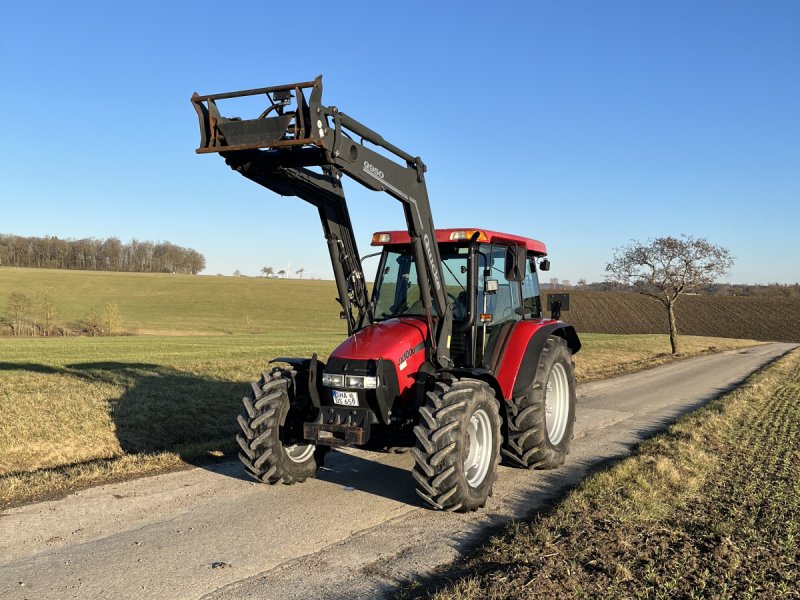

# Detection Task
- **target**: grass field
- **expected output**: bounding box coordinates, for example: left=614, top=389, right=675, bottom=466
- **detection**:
left=0, top=332, right=760, bottom=508
left=0, top=267, right=346, bottom=335
left=409, top=349, right=800, bottom=599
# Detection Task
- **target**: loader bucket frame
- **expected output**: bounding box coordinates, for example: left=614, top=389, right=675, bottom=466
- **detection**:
left=192, top=79, right=323, bottom=154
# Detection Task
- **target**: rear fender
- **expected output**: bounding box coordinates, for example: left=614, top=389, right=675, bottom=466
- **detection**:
left=494, top=322, right=581, bottom=399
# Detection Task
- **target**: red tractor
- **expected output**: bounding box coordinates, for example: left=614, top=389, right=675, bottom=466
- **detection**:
left=192, top=77, right=580, bottom=511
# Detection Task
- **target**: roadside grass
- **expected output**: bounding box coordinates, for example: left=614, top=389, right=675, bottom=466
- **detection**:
left=407, top=349, right=800, bottom=600
left=0, top=333, right=760, bottom=508
left=0, top=334, right=342, bottom=507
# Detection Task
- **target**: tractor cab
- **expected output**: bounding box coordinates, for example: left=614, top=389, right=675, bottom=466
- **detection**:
left=370, top=228, right=550, bottom=370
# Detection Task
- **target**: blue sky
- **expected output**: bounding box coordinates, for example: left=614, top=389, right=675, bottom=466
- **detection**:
left=1, top=1, right=798, bottom=284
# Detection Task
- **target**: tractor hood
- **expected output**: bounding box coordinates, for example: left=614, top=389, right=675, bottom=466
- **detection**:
left=328, top=317, right=428, bottom=391
left=330, top=316, right=427, bottom=365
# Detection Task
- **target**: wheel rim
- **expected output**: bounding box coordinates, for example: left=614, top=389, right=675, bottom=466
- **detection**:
left=464, top=408, right=493, bottom=488
left=284, top=442, right=315, bottom=463
left=545, top=362, right=570, bottom=445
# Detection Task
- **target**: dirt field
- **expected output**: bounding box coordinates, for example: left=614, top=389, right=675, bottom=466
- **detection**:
left=547, top=290, right=800, bottom=342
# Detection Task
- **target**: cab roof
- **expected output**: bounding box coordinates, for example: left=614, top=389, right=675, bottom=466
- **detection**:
left=371, top=228, right=547, bottom=255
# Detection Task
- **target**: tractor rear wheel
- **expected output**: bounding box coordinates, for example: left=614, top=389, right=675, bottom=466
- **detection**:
left=502, top=335, right=576, bottom=469
left=236, top=367, right=328, bottom=484
left=412, top=378, right=501, bottom=512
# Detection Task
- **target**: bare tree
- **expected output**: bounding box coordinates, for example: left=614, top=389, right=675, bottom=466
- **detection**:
left=261, top=266, right=274, bottom=278
left=606, top=235, right=734, bottom=354
left=7, top=292, right=33, bottom=336
left=36, top=288, right=58, bottom=336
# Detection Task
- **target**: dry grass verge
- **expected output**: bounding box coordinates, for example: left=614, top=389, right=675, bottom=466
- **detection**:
left=407, top=349, right=800, bottom=599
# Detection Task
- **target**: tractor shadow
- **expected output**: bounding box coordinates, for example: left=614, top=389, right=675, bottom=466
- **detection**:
left=66, top=361, right=247, bottom=471
left=316, top=449, right=419, bottom=505
left=0, top=360, right=245, bottom=475
left=0, top=361, right=421, bottom=494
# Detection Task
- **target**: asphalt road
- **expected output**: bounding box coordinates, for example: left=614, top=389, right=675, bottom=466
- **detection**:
left=1, top=342, right=795, bottom=600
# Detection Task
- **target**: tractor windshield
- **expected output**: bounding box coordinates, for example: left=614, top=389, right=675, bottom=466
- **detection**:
left=373, top=246, right=472, bottom=321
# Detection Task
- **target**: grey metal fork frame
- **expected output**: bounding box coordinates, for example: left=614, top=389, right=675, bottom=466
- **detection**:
left=192, top=76, right=453, bottom=368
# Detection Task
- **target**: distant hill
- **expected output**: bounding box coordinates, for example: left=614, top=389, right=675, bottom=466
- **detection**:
left=544, top=290, right=800, bottom=343
left=1, top=268, right=797, bottom=342
left=0, top=267, right=344, bottom=336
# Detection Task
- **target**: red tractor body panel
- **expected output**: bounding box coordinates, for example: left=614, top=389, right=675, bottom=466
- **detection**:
left=494, top=319, right=562, bottom=399
left=329, top=317, right=428, bottom=396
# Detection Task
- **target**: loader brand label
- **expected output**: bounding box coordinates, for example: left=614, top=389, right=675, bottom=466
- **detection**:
left=423, top=234, right=442, bottom=291
left=363, top=161, right=384, bottom=179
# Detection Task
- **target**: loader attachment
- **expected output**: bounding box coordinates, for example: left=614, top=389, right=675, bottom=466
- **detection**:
left=192, top=75, right=454, bottom=368
left=192, top=78, right=322, bottom=153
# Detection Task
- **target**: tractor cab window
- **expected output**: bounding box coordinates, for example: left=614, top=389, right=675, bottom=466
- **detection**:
left=522, top=255, right=542, bottom=318
left=477, top=244, right=523, bottom=369
left=480, top=244, right=522, bottom=326
left=372, top=246, right=471, bottom=322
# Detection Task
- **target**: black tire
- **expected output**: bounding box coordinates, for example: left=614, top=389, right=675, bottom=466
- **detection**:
left=236, top=367, right=328, bottom=485
left=412, top=379, right=501, bottom=512
left=502, top=335, right=576, bottom=469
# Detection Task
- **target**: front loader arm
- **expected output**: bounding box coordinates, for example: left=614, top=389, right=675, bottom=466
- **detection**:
left=222, top=151, right=370, bottom=334
left=192, top=76, right=452, bottom=367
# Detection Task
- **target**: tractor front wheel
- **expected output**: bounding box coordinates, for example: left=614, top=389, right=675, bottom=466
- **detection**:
left=412, top=379, right=501, bottom=512
left=236, top=368, right=328, bottom=484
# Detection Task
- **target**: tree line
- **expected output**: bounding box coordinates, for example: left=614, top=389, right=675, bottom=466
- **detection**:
left=0, top=234, right=206, bottom=274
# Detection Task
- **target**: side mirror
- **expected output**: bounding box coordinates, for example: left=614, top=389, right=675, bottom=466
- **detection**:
left=539, top=258, right=551, bottom=271
left=504, top=246, right=526, bottom=282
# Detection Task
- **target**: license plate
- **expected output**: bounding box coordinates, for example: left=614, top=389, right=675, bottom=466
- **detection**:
left=331, top=390, right=359, bottom=406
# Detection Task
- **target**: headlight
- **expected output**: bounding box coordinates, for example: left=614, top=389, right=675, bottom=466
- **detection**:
left=322, top=373, right=344, bottom=387
left=346, top=375, right=364, bottom=388
left=344, top=375, right=379, bottom=389
left=323, top=372, right=378, bottom=389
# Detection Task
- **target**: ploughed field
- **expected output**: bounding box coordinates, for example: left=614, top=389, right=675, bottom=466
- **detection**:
left=547, top=290, right=800, bottom=342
